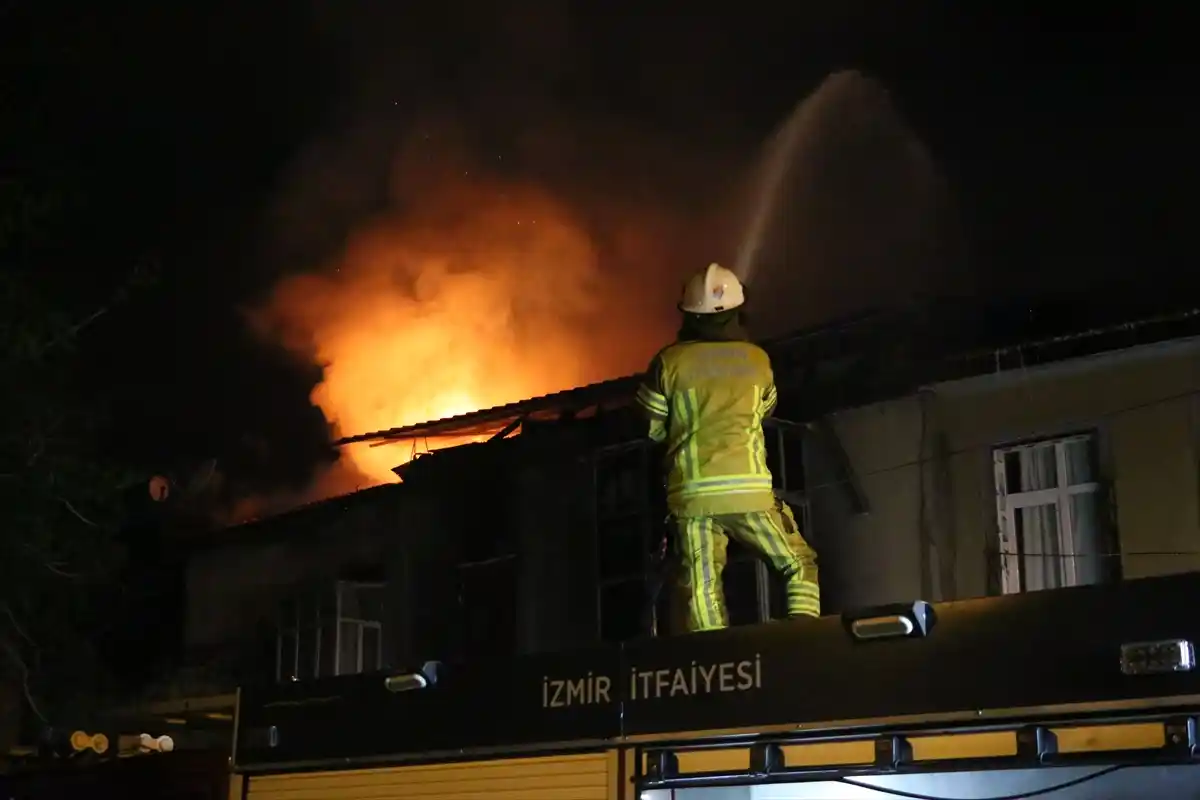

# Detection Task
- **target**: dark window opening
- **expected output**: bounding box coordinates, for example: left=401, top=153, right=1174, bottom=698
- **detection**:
left=458, top=556, right=517, bottom=660
left=598, top=518, right=654, bottom=581
left=724, top=544, right=766, bottom=627
left=599, top=577, right=649, bottom=644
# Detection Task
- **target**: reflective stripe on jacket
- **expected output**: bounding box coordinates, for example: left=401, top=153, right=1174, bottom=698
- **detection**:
left=636, top=340, right=779, bottom=517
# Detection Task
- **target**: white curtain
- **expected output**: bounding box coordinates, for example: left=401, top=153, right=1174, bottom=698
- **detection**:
left=1069, top=492, right=1102, bottom=585
left=1062, top=437, right=1103, bottom=585
left=1017, top=446, right=1061, bottom=591
left=1014, top=439, right=1102, bottom=591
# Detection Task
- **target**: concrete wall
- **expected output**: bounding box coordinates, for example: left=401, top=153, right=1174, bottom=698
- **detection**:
left=805, top=396, right=928, bottom=611
left=809, top=338, right=1200, bottom=605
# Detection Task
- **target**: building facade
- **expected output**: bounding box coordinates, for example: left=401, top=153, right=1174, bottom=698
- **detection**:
left=176, top=411, right=807, bottom=694
left=140, top=300, right=1200, bottom=720
left=811, top=329, right=1200, bottom=612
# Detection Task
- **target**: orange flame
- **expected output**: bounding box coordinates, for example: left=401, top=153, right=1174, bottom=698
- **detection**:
left=255, top=180, right=676, bottom=489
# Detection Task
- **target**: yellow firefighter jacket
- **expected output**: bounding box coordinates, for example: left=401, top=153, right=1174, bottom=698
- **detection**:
left=636, top=334, right=779, bottom=518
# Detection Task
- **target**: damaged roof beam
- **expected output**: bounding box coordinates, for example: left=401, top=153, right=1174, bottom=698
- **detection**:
left=488, top=415, right=525, bottom=442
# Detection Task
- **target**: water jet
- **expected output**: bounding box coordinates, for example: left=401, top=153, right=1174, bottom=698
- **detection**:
left=732, top=70, right=957, bottom=339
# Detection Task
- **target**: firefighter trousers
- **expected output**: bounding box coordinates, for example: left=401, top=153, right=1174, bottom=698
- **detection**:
left=675, top=503, right=820, bottom=632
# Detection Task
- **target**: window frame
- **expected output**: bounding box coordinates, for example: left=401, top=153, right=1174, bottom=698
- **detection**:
left=992, top=432, right=1104, bottom=594
left=275, top=581, right=385, bottom=682
left=333, top=581, right=385, bottom=676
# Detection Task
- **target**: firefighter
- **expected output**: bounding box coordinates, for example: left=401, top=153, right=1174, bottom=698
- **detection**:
left=637, top=263, right=820, bottom=632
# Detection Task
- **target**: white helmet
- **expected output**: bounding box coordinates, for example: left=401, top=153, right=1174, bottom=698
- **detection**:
left=679, top=263, right=744, bottom=314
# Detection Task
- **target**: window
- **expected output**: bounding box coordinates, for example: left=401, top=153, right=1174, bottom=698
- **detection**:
left=336, top=582, right=384, bottom=676
left=275, top=581, right=384, bottom=682
left=591, top=424, right=806, bottom=640
left=458, top=555, right=517, bottom=659
left=993, top=433, right=1114, bottom=594
left=276, top=624, right=298, bottom=682
left=600, top=577, right=651, bottom=643
left=594, top=442, right=666, bottom=642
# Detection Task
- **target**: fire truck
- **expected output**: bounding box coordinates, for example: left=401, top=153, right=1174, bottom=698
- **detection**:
left=231, top=571, right=1200, bottom=799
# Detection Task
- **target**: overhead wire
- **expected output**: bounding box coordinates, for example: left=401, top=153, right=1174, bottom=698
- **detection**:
left=785, top=383, right=1200, bottom=574
left=798, top=385, right=1200, bottom=498
left=838, top=765, right=1124, bottom=800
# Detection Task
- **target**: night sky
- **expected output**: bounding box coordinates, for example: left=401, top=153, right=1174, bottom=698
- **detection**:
left=4, top=3, right=1195, bottom=508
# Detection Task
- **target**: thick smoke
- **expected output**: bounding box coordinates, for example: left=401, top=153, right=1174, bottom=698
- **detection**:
left=227, top=4, right=960, bottom=521
left=243, top=117, right=736, bottom=509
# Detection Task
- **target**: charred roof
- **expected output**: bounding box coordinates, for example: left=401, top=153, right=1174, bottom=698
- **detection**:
left=203, top=287, right=1200, bottom=547
left=338, top=287, right=1200, bottom=448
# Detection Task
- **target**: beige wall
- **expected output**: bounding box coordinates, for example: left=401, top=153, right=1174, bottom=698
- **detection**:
left=805, top=396, right=927, bottom=610
left=812, top=339, right=1200, bottom=604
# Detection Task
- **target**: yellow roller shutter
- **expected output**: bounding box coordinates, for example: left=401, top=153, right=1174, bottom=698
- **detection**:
left=245, top=750, right=615, bottom=800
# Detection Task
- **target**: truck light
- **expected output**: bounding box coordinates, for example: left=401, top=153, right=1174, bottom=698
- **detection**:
left=842, top=601, right=935, bottom=643
left=1120, top=639, right=1195, bottom=676
left=138, top=733, right=174, bottom=753
left=852, top=615, right=913, bottom=640
left=384, top=674, right=427, bottom=692
left=69, top=730, right=109, bottom=755
left=384, top=660, right=442, bottom=693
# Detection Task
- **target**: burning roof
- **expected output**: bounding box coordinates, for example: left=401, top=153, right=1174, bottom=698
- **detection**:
left=335, top=292, right=1200, bottom=452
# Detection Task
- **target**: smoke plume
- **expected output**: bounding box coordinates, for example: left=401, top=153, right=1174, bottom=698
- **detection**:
left=245, top=116, right=735, bottom=508
left=232, top=15, right=960, bottom=521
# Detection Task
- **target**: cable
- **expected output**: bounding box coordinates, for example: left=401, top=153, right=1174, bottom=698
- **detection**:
left=798, top=386, right=1200, bottom=497
left=996, top=550, right=1200, bottom=559
left=837, top=765, right=1123, bottom=800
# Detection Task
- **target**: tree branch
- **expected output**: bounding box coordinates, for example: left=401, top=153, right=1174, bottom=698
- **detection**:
left=38, top=306, right=109, bottom=356
left=0, top=616, right=46, bottom=724
left=18, top=541, right=79, bottom=579
left=25, top=435, right=43, bottom=466
left=1, top=602, right=35, bottom=647
left=58, top=495, right=97, bottom=527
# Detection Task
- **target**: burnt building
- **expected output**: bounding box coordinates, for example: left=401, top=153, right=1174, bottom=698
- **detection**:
left=84, top=293, right=1200, bottom=753
left=216, top=293, right=1200, bottom=800
left=178, top=374, right=808, bottom=688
